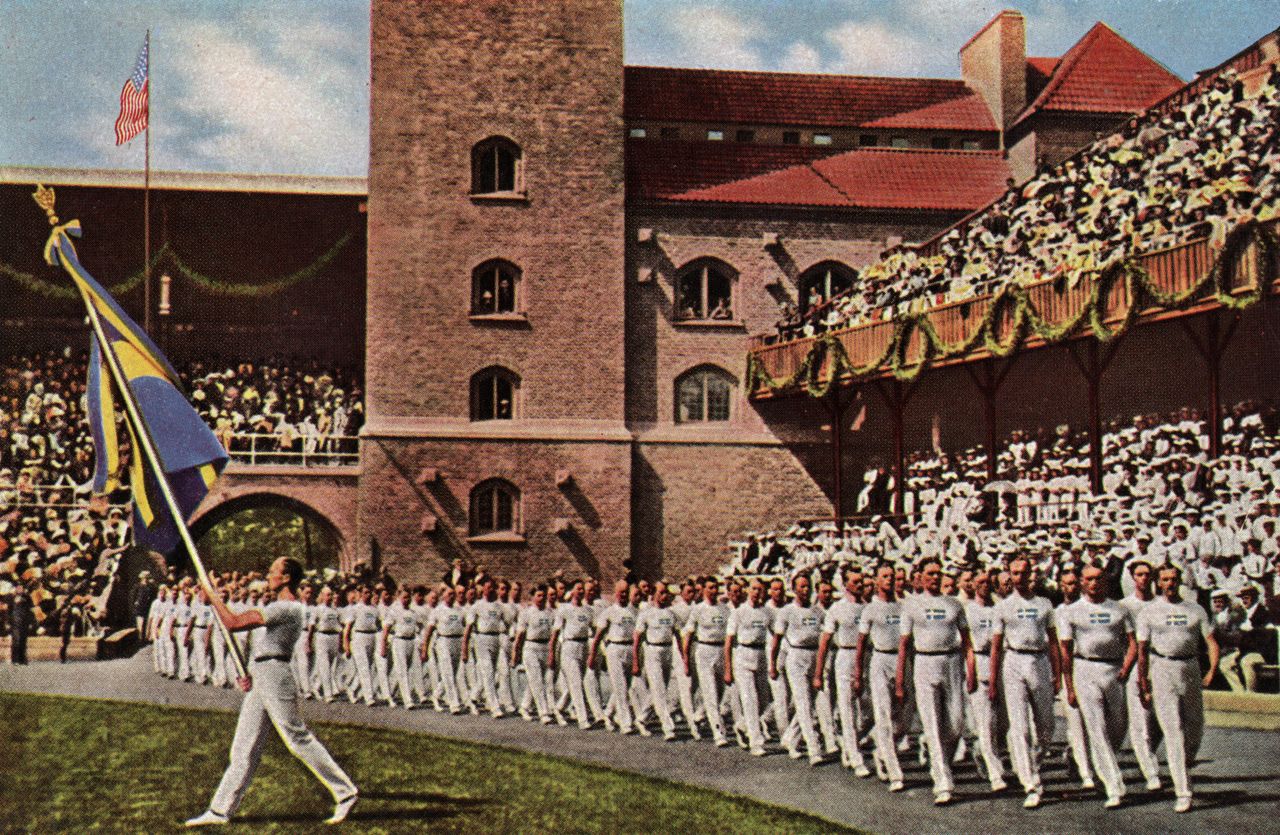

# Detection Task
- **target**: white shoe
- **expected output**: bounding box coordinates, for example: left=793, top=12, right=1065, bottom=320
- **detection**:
left=663, top=730, right=677, bottom=741
left=934, top=792, right=951, bottom=806
left=809, top=754, right=824, bottom=767
left=1023, top=791, right=1041, bottom=809
left=184, top=810, right=228, bottom=827
left=853, top=764, right=871, bottom=778
left=688, top=724, right=702, bottom=741
left=519, top=708, right=533, bottom=721
left=554, top=712, right=568, bottom=727
left=540, top=715, right=554, bottom=725
left=636, top=723, right=651, bottom=737
left=1104, top=795, right=1122, bottom=809
left=1174, top=796, right=1192, bottom=813
left=327, top=793, right=358, bottom=825
left=787, top=745, right=803, bottom=759
left=1082, top=777, right=1096, bottom=791
left=888, top=780, right=904, bottom=793
left=715, top=736, right=731, bottom=748
left=603, top=716, right=616, bottom=733
left=749, top=746, right=767, bottom=757
left=1146, top=777, right=1162, bottom=792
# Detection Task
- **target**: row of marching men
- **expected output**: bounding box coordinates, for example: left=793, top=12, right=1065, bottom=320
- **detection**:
left=147, top=557, right=1215, bottom=814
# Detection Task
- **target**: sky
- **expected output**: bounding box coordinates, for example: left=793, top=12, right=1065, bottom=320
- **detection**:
left=0, top=1, right=1275, bottom=177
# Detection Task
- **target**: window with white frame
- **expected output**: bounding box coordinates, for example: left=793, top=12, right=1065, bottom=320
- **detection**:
left=675, top=366, right=735, bottom=423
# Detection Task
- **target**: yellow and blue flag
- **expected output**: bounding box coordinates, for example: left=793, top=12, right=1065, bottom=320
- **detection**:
left=46, top=220, right=227, bottom=554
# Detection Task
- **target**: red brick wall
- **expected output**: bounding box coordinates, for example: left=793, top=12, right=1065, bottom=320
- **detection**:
left=367, top=0, right=625, bottom=424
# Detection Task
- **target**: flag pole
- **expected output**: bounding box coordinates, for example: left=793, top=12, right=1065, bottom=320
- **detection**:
left=77, top=291, right=248, bottom=680
left=142, top=28, right=152, bottom=337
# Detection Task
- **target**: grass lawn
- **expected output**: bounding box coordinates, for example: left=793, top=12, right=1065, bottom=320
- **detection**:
left=0, top=692, right=850, bottom=833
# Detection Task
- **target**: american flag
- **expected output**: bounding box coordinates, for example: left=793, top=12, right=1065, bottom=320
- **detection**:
left=114, top=35, right=149, bottom=145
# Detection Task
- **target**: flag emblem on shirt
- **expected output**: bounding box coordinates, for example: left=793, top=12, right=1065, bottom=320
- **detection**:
left=1089, top=613, right=1112, bottom=625
left=886, top=615, right=900, bottom=625
left=925, top=609, right=947, bottom=621
left=1017, top=608, right=1039, bottom=620
left=1166, top=614, right=1189, bottom=626
left=115, top=35, right=149, bottom=145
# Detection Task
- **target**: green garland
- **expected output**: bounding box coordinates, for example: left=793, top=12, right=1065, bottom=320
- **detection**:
left=0, top=231, right=355, bottom=301
left=749, top=219, right=1277, bottom=396
left=165, top=231, right=355, bottom=297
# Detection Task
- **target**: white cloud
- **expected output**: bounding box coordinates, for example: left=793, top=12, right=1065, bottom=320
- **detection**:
left=665, top=3, right=767, bottom=69
left=162, top=18, right=366, bottom=175
left=777, top=41, right=823, bottom=74
left=823, top=21, right=944, bottom=77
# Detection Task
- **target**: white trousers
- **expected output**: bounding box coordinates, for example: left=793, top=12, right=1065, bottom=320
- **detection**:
left=913, top=652, right=965, bottom=796
left=523, top=641, right=552, bottom=719
left=208, top=659, right=356, bottom=817
left=643, top=643, right=676, bottom=735
left=471, top=634, right=503, bottom=715
left=694, top=643, right=728, bottom=742
left=390, top=636, right=418, bottom=708
left=191, top=628, right=211, bottom=684
left=434, top=636, right=464, bottom=711
left=784, top=647, right=821, bottom=757
left=834, top=648, right=868, bottom=768
left=1150, top=656, right=1205, bottom=800
left=734, top=646, right=769, bottom=750
left=311, top=634, right=340, bottom=700
left=968, top=655, right=1006, bottom=788
left=1073, top=659, right=1128, bottom=800
left=1125, top=672, right=1163, bottom=785
left=868, top=651, right=906, bottom=782
left=557, top=639, right=593, bottom=728
left=348, top=632, right=377, bottom=706
left=1002, top=651, right=1055, bottom=793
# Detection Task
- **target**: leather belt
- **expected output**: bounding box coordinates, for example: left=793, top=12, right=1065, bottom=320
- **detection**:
left=736, top=642, right=765, bottom=649
left=787, top=641, right=818, bottom=650
left=476, top=631, right=503, bottom=636
left=874, top=648, right=898, bottom=655
left=607, top=639, right=631, bottom=645
left=561, top=636, right=588, bottom=642
left=318, top=630, right=341, bottom=635
left=697, top=639, right=725, bottom=645
left=645, top=639, right=673, bottom=646
left=836, top=644, right=858, bottom=650
left=353, top=629, right=377, bottom=634
left=916, top=649, right=958, bottom=656
left=1075, top=654, right=1122, bottom=663
left=1007, top=646, right=1046, bottom=655
left=253, top=654, right=290, bottom=664
left=523, top=638, right=549, bottom=644
left=1151, top=649, right=1196, bottom=661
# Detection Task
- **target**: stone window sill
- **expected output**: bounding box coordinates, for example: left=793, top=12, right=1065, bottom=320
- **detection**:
left=466, top=531, right=527, bottom=546
left=469, top=192, right=529, bottom=205
left=469, top=312, right=530, bottom=326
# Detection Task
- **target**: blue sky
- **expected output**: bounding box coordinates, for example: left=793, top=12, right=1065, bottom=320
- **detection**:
left=1, top=1, right=1275, bottom=177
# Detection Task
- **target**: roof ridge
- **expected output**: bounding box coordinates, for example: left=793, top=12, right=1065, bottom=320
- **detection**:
left=623, top=65, right=969, bottom=85
left=1020, top=21, right=1107, bottom=118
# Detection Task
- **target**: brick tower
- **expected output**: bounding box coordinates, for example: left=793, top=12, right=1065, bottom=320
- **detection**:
left=360, top=0, right=631, bottom=582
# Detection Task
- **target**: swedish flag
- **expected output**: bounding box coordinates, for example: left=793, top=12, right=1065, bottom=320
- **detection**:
left=47, top=220, right=227, bottom=554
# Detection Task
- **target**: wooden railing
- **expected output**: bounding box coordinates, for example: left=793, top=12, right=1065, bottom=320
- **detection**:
left=750, top=220, right=1276, bottom=397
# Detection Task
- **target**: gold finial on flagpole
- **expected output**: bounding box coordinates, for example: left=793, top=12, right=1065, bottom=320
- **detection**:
left=32, top=183, right=58, bottom=225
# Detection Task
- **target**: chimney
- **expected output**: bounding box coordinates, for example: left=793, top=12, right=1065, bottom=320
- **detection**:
left=960, top=10, right=1027, bottom=140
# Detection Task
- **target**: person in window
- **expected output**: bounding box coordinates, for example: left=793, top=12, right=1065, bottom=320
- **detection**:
left=807, top=287, right=824, bottom=310
left=478, top=289, right=496, bottom=314
left=708, top=297, right=732, bottom=320
left=497, top=277, right=514, bottom=312
left=497, top=398, right=512, bottom=420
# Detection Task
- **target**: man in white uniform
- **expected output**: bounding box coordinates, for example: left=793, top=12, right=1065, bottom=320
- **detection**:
left=771, top=574, right=826, bottom=766
left=896, top=558, right=975, bottom=805
left=463, top=577, right=512, bottom=718
left=309, top=587, right=344, bottom=703
left=814, top=568, right=871, bottom=776
left=725, top=578, right=773, bottom=757
left=512, top=584, right=557, bottom=724
left=382, top=586, right=422, bottom=709
left=184, top=558, right=358, bottom=827
left=1120, top=560, right=1163, bottom=791
left=1054, top=567, right=1095, bottom=790
left=854, top=563, right=906, bottom=792
left=550, top=579, right=597, bottom=729
left=1136, top=563, right=1221, bottom=813
left=423, top=585, right=467, bottom=714
left=989, top=556, right=1060, bottom=809
left=588, top=580, right=639, bottom=734
left=341, top=587, right=381, bottom=707
left=633, top=581, right=680, bottom=740
left=684, top=578, right=733, bottom=747
left=965, top=569, right=1008, bottom=793
left=1059, top=562, right=1139, bottom=809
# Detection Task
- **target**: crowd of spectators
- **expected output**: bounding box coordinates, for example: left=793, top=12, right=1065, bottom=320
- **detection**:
left=1, top=349, right=363, bottom=657
left=720, top=399, right=1280, bottom=690
left=779, top=63, right=1280, bottom=341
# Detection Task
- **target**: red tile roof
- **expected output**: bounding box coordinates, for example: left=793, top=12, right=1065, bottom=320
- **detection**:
left=1018, top=23, right=1181, bottom=123
left=624, top=67, right=999, bottom=133
left=625, top=139, right=832, bottom=202
left=659, top=148, right=1012, bottom=212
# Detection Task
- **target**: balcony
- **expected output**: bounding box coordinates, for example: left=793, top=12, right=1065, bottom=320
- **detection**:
left=748, top=219, right=1279, bottom=399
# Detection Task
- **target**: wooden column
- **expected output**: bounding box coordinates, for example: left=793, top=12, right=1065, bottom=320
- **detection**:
left=1067, top=338, right=1124, bottom=494
left=874, top=379, right=917, bottom=515
left=1180, top=310, right=1241, bottom=459
left=823, top=387, right=854, bottom=531
left=963, top=357, right=1017, bottom=485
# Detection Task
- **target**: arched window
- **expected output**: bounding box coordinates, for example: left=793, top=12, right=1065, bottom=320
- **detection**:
left=470, top=479, right=520, bottom=535
left=471, top=260, right=521, bottom=315
left=798, top=261, right=857, bottom=314
left=471, top=136, right=523, bottom=195
left=674, top=259, right=735, bottom=321
left=470, top=366, right=519, bottom=421
left=675, top=366, right=735, bottom=423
